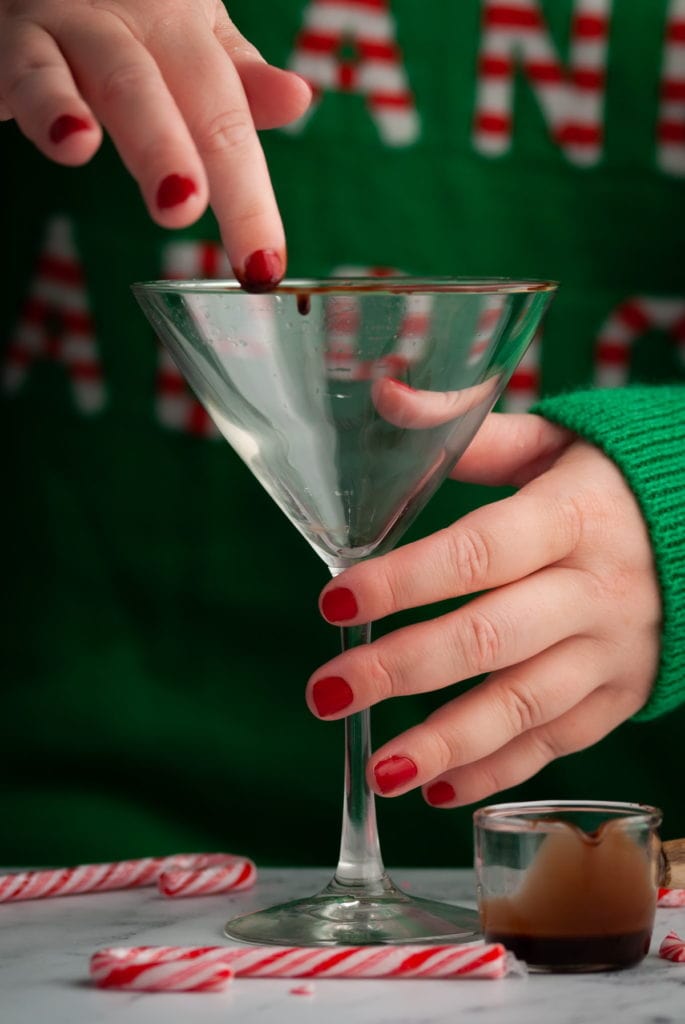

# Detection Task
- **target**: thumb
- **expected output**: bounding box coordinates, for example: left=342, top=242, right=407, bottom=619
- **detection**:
left=450, top=412, right=574, bottom=488
left=214, top=10, right=312, bottom=129
left=236, top=62, right=312, bottom=130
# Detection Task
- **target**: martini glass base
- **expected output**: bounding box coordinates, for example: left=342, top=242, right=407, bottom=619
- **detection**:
left=224, top=872, right=481, bottom=946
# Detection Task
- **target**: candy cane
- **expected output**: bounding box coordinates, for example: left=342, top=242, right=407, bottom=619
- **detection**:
left=90, top=941, right=514, bottom=991
left=159, top=858, right=257, bottom=898
left=658, top=887, right=685, bottom=907
left=90, top=946, right=234, bottom=992
left=0, top=853, right=256, bottom=903
left=659, top=930, right=685, bottom=963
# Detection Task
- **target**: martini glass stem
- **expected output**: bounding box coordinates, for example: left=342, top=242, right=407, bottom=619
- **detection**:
left=333, top=622, right=386, bottom=887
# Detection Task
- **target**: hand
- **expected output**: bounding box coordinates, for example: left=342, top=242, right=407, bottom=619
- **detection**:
left=306, top=413, right=661, bottom=807
left=0, top=0, right=311, bottom=289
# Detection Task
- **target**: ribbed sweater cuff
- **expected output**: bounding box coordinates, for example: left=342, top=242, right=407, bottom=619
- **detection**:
left=531, top=386, right=685, bottom=721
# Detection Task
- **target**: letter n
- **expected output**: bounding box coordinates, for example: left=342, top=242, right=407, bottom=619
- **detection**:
left=658, top=0, right=685, bottom=176
left=473, top=0, right=611, bottom=166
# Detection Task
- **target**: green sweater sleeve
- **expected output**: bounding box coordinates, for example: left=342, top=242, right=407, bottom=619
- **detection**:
left=531, top=385, right=685, bottom=722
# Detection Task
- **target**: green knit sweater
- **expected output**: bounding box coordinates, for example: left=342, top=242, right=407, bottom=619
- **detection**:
left=533, top=386, right=685, bottom=721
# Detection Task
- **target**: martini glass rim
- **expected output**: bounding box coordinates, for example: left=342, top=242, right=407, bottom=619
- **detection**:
left=131, top=276, right=558, bottom=296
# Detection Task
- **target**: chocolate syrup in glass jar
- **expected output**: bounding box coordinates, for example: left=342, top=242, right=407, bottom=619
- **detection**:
left=480, top=820, right=657, bottom=971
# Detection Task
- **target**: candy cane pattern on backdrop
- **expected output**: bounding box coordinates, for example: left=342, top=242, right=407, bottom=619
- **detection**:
left=287, top=0, right=420, bottom=146
left=474, top=0, right=611, bottom=166
left=2, top=216, right=105, bottom=413
left=594, top=295, right=685, bottom=387
left=154, top=241, right=230, bottom=438
left=466, top=297, right=542, bottom=412
left=658, top=0, right=685, bottom=177
left=325, top=265, right=431, bottom=381
left=90, top=941, right=514, bottom=990
left=500, top=329, right=542, bottom=412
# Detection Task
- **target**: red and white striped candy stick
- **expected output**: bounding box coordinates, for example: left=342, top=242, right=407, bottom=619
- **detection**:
left=0, top=852, right=255, bottom=903
left=658, top=887, right=685, bottom=908
left=158, top=857, right=257, bottom=898
left=90, top=946, right=234, bottom=992
left=91, top=941, right=514, bottom=990
left=659, top=930, right=685, bottom=963
left=228, top=942, right=511, bottom=979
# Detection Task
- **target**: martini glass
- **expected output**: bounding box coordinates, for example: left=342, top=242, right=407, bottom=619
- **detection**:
left=132, top=277, right=556, bottom=946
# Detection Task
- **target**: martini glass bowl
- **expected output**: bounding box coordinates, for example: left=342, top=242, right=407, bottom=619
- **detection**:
left=133, top=277, right=556, bottom=946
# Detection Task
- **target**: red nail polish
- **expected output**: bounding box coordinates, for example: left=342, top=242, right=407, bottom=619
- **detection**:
left=321, top=587, right=358, bottom=623
left=374, top=755, right=418, bottom=795
left=312, top=676, right=354, bottom=717
left=425, top=781, right=455, bottom=806
left=387, top=378, right=415, bottom=392
left=156, top=174, right=198, bottom=210
left=237, top=249, right=283, bottom=293
left=49, top=115, right=90, bottom=144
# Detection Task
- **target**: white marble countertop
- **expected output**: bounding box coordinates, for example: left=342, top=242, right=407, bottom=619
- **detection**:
left=2, top=868, right=684, bottom=1023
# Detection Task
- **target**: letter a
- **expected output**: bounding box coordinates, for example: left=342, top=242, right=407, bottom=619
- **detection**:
left=3, top=216, right=105, bottom=412
left=286, top=0, right=420, bottom=146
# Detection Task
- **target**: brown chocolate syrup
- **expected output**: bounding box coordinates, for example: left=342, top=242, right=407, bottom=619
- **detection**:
left=296, top=292, right=311, bottom=316
left=480, top=819, right=657, bottom=969
left=485, top=929, right=651, bottom=971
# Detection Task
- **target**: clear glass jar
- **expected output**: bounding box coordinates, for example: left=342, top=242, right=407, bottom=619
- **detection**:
left=474, top=800, right=662, bottom=971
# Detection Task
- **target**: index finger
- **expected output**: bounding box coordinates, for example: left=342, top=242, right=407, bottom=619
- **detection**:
left=151, top=24, right=285, bottom=290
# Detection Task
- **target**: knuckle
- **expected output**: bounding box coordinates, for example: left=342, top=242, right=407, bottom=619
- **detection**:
left=197, top=107, right=252, bottom=155
left=1, top=52, right=56, bottom=106
left=376, top=563, right=406, bottom=615
left=498, top=680, right=545, bottom=735
left=475, top=761, right=510, bottom=799
left=1, top=68, right=27, bottom=106
left=555, top=493, right=585, bottom=553
left=460, top=610, right=503, bottom=670
left=446, top=525, right=491, bottom=591
left=100, top=60, right=151, bottom=106
left=366, top=647, right=397, bottom=701
left=530, top=727, right=565, bottom=765
left=426, top=725, right=462, bottom=772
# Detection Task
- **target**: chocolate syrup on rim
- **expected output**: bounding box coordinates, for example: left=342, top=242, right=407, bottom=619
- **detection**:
left=296, top=292, right=311, bottom=316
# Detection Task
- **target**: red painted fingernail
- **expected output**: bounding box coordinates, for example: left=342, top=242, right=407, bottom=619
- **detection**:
left=156, top=174, right=198, bottom=210
left=49, top=115, right=91, bottom=144
left=237, top=249, right=284, bottom=293
left=387, top=377, right=415, bottom=392
left=374, top=755, right=418, bottom=795
left=321, top=587, right=358, bottom=623
left=312, top=676, right=354, bottom=717
left=425, top=781, right=456, bottom=806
